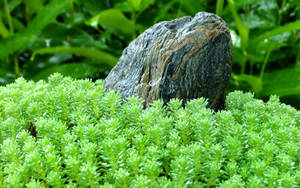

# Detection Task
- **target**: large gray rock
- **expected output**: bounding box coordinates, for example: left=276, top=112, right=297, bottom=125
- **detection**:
left=104, top=12, right=233, bottom=111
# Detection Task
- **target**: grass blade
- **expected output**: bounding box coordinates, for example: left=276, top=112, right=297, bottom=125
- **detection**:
left=216, top=0, right=224, bottom=15
left=0, top=18, right=10, bottom=37
left=227, top=0, right=249, bottom=50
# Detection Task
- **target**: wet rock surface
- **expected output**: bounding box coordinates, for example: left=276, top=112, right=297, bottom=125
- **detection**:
left=104, top=12, right=233, bottom=111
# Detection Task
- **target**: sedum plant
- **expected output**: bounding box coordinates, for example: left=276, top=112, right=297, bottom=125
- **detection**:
left=0, top=73, right=300, bottom=187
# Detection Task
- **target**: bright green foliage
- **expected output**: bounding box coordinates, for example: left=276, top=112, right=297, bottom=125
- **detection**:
left=0, top=74, right=300, bottom=187
left=1, top=0, right=300, bottom=107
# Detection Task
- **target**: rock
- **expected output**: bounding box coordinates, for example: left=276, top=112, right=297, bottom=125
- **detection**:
left=104, top=12, right=233, bottom=111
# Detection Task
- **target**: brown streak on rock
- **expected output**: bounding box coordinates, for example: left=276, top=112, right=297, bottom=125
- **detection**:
left=104, top=12, right=233, bottom=111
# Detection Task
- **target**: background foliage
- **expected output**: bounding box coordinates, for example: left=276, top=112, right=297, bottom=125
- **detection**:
left=0, top=0, right=300, bottom=107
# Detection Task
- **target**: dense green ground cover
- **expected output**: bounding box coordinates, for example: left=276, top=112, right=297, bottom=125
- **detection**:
left=1, top=0, right=300, bottom=108
left=0, top=74, right=300, bottom=187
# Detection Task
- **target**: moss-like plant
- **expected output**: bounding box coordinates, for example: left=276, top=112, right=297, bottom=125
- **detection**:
left=0, top=73, right=299, bottom=187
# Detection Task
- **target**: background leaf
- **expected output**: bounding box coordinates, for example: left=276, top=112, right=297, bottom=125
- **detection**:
left=233, top=74, right=263, bottom=94
left=0, top=17, right=10, bottom=37
left=86, top=9, right=135, bottom=35
left=32, top=63, right=102, bottom=81
left=76, top=0, right=107, bottom=15
left=0, top=0, right=73, bottom=60
left=227, top=0, right=249, bottom=50
left=181, top=0, right=206, bottom=15
left=31, top=46, right=118, bottom=67
left=250, top=20, right=300, bottom=46
left=261, top=68, right=300, bottom=97
left=139, top=0, right=156, bottom=12
left=128, top=0, right=142, bottom=11
left=154, top=0, right=177, bottom=22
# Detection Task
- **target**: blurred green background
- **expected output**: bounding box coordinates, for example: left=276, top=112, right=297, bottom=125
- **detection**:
left=0, top=0, right=300, bottom=108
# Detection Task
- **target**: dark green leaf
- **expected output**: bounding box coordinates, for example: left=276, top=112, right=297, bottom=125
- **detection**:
left=255, top=0, right=278, bottom=24
left=78, top=0, right=107, bottom=15
left=181, top=0, right=205, bottom=15
left=261, top=68, right=300, bottom=97
left=233, top=74, right=262, bottom=93
left=12, top=17, right=25, bottom=32
left=0, top=66, right=15, bottom=85
left=31, top=46, right=118, bottom=67
left=38, top=23, right=96, bottom=48
left=232, top=47, right=246, bottom=65
left=255, top=34, right=290, bottom=54
left=139, top=0, right=156, bottom=12
left=24, top=0, right=43, bottom=16
left=114, top=1, right=132, bottom=12
left=247, top=12, right=276, bottom=30
left=32, top=63, right=102, bottom=81
left=223, top=0, right=264, bottom=14
left=250, top=20, right=300, bottom=45
left=0, top=0, right=73, bottom=60
left=154, top=0, right=177, bottom=23
left=7, top=0, right=22, bottom=12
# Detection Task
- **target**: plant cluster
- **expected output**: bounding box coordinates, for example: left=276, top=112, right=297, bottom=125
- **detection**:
left=0, top=74, right=300, bottom=187
left=1, top=0, right=300, bottom=108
